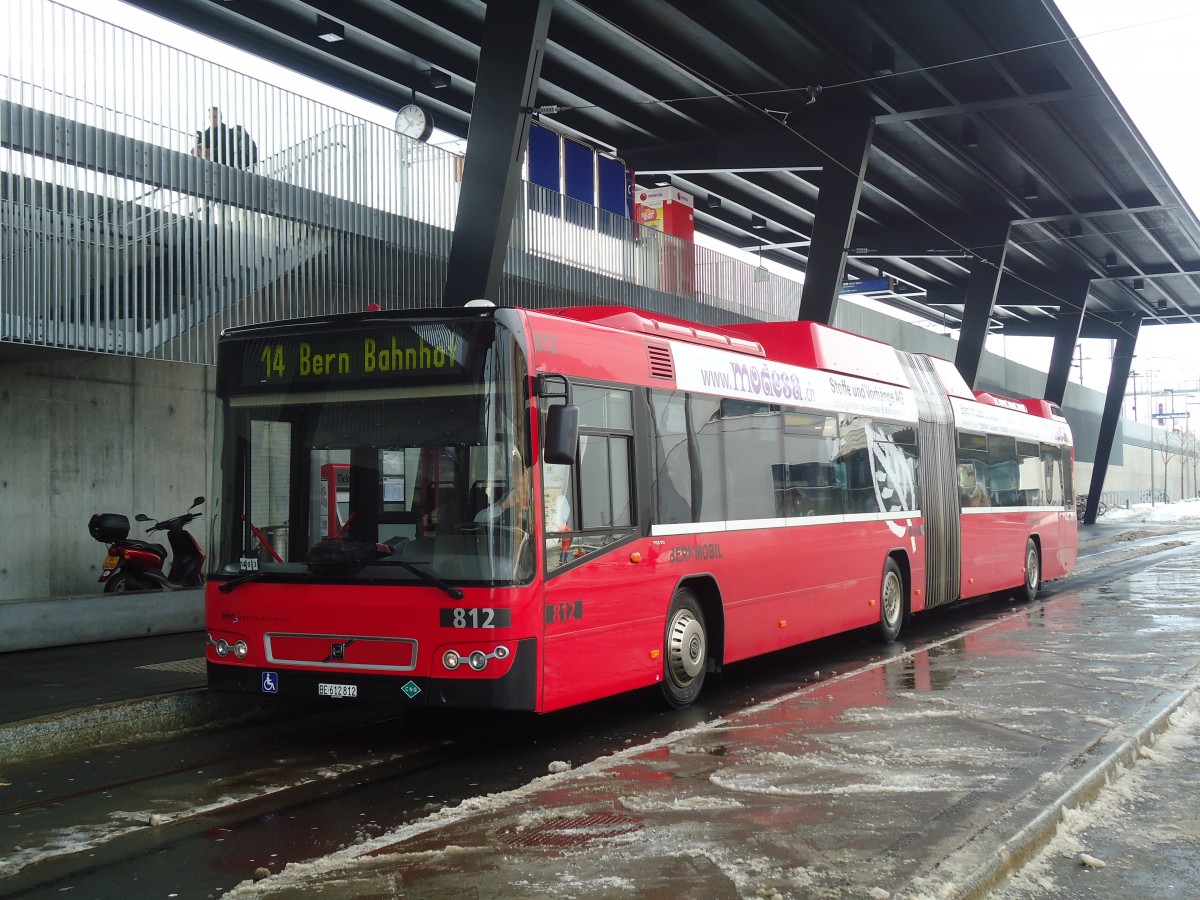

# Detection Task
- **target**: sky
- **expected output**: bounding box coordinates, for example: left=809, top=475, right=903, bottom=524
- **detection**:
left=1012, top=0, right=1200, bottom=413
left=38, top=0, right=1200, bottom=418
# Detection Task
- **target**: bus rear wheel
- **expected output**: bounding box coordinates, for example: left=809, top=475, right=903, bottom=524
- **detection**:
left=877, top=558, right=905, bottom=643
left=1015, top=538, right=1040, bottom=603
left=661, top=589, right=707, bottom=709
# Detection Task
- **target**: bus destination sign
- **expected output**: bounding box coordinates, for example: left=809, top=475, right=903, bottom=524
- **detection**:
left=238, top=326, right=468, bottom=388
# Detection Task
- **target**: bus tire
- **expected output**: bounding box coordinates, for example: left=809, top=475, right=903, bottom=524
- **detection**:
left=1016, top=538, right=1040, bottom=603
left=660, top=588, right=707, bottom=709
left=877, top=558, right=905, bottom=643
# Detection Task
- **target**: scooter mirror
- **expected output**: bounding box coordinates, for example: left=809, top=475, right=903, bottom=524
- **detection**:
left=135, top=513, right=151, bottom=523
left=190, top=496, right=205, bottom=509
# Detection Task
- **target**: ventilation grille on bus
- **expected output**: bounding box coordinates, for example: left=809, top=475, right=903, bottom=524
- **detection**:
left=646, top=343, right=675, bottom=379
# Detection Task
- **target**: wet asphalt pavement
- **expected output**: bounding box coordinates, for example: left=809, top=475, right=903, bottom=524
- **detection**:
left=208, top=525, right=1200, bottom=900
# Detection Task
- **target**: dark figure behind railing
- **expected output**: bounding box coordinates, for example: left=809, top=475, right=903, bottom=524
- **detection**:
left=194, top=106, right=257, bottom=170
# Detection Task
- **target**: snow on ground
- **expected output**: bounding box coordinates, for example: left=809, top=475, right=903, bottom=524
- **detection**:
left=1098, top=497, right=1200, bottom=524
left=991, top=693, right=1200, bottom=898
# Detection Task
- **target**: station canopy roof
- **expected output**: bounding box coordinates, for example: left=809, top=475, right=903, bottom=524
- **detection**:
left=128, top=0, right=1200, bottom=339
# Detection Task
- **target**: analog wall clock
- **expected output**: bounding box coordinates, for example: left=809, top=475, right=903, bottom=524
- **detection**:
left=395, top=103, right=434, bottom=142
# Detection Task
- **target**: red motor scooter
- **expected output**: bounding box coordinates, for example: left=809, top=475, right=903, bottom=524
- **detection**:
left=89, top=496, right=206, bottom=593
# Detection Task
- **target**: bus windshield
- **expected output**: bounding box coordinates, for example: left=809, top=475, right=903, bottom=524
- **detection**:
left=210, top=315, right=533, bottom=587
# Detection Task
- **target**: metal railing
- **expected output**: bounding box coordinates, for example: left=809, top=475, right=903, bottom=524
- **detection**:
left=2, top=0, right=806, bottom=365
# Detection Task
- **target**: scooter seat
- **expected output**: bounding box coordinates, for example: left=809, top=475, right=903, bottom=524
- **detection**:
left=126, top=539, right=168, bottom=558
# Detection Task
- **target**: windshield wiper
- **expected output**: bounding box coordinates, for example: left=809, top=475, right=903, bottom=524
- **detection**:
left=306, top=537, right=465, bottom=599
left=390, top=559, right=465, bottom=599
left=218, top=568, right=312, bottom=594
left=217, top=570, right=265, bottom=594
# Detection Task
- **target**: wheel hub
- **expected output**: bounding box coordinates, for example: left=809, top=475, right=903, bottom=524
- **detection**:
left=667, top=612, right=705, bottom=682
left=882, top=573, right=901, bottom=624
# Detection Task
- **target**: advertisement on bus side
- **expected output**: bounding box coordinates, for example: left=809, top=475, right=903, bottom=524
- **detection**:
left=668, top=341, right=919, bottom=421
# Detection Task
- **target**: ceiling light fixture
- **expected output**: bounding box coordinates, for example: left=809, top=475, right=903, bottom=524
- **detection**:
left=960, top=121, right=979, bottom=149
left=751, top=215, right=767, bottom=230
left=316, top=15, right=345, bottom=43
left=1022, top=174, right=1039, bottom=201
left=870, top=43, right=895, bottom=77
left=754, top=244, right=770, bottom=282
left=705, top=195, right=722, bottom=209
left=428, top=68, right=451, bottom=89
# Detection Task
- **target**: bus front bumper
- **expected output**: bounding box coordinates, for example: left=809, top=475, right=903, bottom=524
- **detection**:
left=206, top=637, right=538, bottom=711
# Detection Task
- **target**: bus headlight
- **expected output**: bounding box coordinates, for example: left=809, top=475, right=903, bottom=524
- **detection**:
left=208, top=631, right=250, bottom=662
left=439, top=644, right=512, bottom=673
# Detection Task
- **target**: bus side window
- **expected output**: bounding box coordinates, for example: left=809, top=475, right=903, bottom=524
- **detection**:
left=573, top=386, right=635, bottom=529
left=838, top=416, right=877, bottom=514
left=1041, top=443, right=1065, bottom=506
left=579, top=434, right=632, bottom=527
left=958, top=462, right=988, bottom=507
left=781, top=411, right=839, bottom=517
left=650, top=390, right=698, bottom=524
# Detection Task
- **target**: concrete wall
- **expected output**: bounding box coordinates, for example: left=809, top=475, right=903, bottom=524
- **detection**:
left=0, top=352, right=215, bottom=602
left=0, top=589, right=203, bottom=652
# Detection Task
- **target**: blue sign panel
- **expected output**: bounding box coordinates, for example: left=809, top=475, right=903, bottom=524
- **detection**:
left=564, top=137, right=594, bottom=227
left=597, top=155, right=629, bottom=218
left=527, top=122, right=561, bottom=216
left=839, top=277, right=891, bottom=294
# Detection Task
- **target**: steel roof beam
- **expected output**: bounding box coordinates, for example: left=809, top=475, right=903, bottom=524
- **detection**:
left=797, top=117, right=874, bottom=324
left=1045, top=273, right=1094, bottom=406
left=443, top=0, right=553, bottom=306
left=1085, top=314, right=1142, bottom=521
left=951, top=222, right=1012, bottom=388
left=874, top=88, right=1098, bottom=125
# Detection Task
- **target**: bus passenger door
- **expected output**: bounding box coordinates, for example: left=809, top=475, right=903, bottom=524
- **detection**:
left=539, top=384, right=658, bottom=711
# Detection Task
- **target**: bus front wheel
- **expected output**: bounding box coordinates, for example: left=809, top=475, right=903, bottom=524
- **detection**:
left=877, top=558, right=905, bottom=643
left=661, top=589, right=707, bottom=709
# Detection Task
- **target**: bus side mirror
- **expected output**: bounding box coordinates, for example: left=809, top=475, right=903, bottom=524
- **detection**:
left=544, top=404, right=579, bottom=466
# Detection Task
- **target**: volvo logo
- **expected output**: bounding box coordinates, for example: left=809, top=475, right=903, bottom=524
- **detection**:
left=325, top=640, right=355, bottom=663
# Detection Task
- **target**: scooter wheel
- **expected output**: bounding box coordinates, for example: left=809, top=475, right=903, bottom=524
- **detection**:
left=104, top=572, right=154, bottom=593
left=104, top=573, right=132, bottom=593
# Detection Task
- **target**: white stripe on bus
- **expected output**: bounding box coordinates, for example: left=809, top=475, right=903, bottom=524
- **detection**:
left=650, top=505, right=1067, bottom=537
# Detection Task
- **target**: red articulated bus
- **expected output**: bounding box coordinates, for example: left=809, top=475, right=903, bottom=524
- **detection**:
left=206, top=303, right=1076, bottom=711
